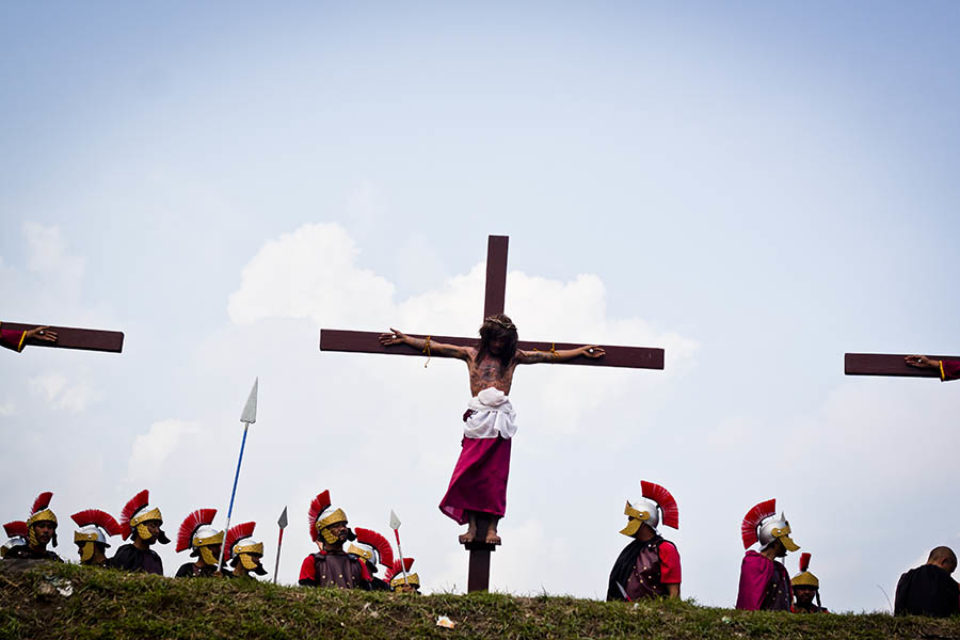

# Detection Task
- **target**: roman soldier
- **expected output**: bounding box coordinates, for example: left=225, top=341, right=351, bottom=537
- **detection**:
left=1, top=521, right=28, bottom=559
left=606, top=480, right=681, bottom=600
left=0, top=323, right=57, bottom=352
left=175, top=509, right=225, bottom=578
left=109, top=489, right=169, bottom=575
left=791, top=552, right=827, bottom=613
left=385, top=557, right=421, bottom=594
left=298, top=490, right=371, bottom=590
left=71, top=509, right=121, bottom=567
left=736, top=498, right=799, bottom=611
left=225, top=521, right=267, bottom=580
left=346, top=528, right=395, bottom=591
left=4, top=492, right=62, bottom=561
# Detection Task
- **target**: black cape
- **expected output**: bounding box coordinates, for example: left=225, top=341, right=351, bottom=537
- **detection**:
left=109, top=543, right=164, bottom=575
left=3, top=546, right=62, bottom=562
left=606, top=535, right=662, bottom=601
left=895, top=564, right=960, bottom=617
left=175, top=562, right=221, bottom=578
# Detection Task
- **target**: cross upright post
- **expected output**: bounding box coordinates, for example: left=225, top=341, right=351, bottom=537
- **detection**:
left=320, top=235, right=664, bottom=592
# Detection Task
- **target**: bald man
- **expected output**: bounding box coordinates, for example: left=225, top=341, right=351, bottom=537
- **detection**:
left=895, top=546, right=960, bottom=617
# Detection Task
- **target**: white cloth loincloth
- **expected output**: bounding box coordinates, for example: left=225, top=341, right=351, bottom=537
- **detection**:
left=463, top=387, right=517, bottom=439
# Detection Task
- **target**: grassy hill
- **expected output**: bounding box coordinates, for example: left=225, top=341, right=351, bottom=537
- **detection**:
left=2, top=562, right=960, bottom=639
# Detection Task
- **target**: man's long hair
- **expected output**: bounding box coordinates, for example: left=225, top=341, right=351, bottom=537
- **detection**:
left=477, top=314, right=519, bottom=368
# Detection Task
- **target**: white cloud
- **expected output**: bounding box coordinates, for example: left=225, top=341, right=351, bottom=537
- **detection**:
left=225, top=223, right=699, bottom=439
left=227, top=223, right=395, bottom=326
left=23, top=222, right=85, bottom=283
left=127, top=419, right=202, bottom=483
left=28, top=372, right=96, bottom=413
left=0, top=401, right=14, bottom=416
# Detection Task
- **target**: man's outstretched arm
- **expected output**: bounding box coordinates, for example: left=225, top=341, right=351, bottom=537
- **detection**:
left=0, top=324, right=58, bottom=352
left=517, top=345, right=605, bottom=364
left=906, top=355, right=960, bottom=381
left=379, top=328, right=472, bottom=360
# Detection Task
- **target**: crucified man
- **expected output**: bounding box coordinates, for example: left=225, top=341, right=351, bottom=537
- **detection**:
left=379, top=313, right=604, bottom=545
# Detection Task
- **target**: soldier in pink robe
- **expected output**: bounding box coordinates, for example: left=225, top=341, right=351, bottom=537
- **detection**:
left=736, top=499, right=800, bottom=611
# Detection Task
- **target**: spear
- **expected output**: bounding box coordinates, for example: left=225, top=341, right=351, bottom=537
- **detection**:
left=389, top=509, right=410, bottom=585
left=274, top=506, right=288, bottom=584
left=216, top=378, right=258, bottom=572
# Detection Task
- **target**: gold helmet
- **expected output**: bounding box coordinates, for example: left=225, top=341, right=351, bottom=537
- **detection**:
left=2, top=521, right=28, bottom=558
left=741, top=499, right=799, bottom=553
left=309, top=490, right=349, bottom=545
left=385, top=557, right=420, bottom=592
left=346, top=528, right=394, bottom=574
left=71, top=509, right=121, bottom=564
left=791, top=552, right=820, bottom=589
left=26, top=492, right=58, bottom=547
left=176, top=509, right=223, bottom=567
left=120, top=489, right=170, bottom=544
left=225, top=521, right=267, bottom=576
left=620, top=481, right=679, bottom=537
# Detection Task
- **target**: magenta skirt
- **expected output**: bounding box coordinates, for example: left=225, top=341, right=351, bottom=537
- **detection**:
left=439, top=436, right=512, bottom=524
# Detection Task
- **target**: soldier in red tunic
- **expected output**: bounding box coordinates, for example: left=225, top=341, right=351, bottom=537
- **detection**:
left=606, top=480, right=682, bottom=600
left=298, top=490, right=371, bottom=590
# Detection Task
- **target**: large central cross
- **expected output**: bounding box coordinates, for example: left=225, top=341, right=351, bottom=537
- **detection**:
left=319, top=235, right=664, bottom=592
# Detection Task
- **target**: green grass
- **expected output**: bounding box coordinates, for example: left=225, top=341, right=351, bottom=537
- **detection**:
left=2, top=562, right=959, bottom=639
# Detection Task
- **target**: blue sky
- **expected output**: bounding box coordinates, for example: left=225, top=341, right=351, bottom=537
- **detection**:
left=2, top=2, right=959, bottom=611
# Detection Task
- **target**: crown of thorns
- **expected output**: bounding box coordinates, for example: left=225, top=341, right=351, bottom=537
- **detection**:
left=483, top=316, right=516, bottom=331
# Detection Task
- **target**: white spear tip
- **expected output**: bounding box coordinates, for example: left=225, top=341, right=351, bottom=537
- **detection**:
left=240, top=378, right=258, bottom=424
left=278, top=506, right=288, bottom=529
left=389, top=509, right=401, bottom=530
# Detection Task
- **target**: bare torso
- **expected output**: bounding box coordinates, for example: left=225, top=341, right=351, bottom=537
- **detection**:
left=466, top=348, right=517, bottom=396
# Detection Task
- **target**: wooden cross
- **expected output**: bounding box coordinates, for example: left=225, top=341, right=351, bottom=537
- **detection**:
left=319, top=235, right=664, bottom=592
left=1, top=321, right=124, bottom=353
left=844, top=353, right=956, bottom=378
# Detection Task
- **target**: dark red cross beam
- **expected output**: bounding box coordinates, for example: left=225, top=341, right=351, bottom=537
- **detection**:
left=1, top=321, right=124, bottom=353
left=320, top=236, right=664, bottom=370
left=844, top=353, right=956, bottom=378
left=319, top=235, right=664, bottom=593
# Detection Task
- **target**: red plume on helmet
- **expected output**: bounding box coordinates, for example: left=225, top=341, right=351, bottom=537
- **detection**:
left=384, top=557, right=415, bottom=583
left=799, top=552, right=812, bottom=573
left=354, top=528, right=395, bottom=567
left=224, top=522, right=256, bottom=561
left=31, top=492, right=53, bottom=517
left=176, top=509, right=218, bottom=552
left=741, top=499, right=776, bottom=549
left=3, top=521, right=28, bottom=539
left=308, top=491, right=332, bottom=542
left=640, top=481, right=679, bottom=529
left=71, top=510, right=122, bottom=537
left=119, top=490, right=150, bottom=540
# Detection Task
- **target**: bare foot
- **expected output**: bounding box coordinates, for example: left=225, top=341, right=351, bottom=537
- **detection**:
left=483, top=531, right=501, bottom=545
left=459, top=529, right=476, bottom=544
